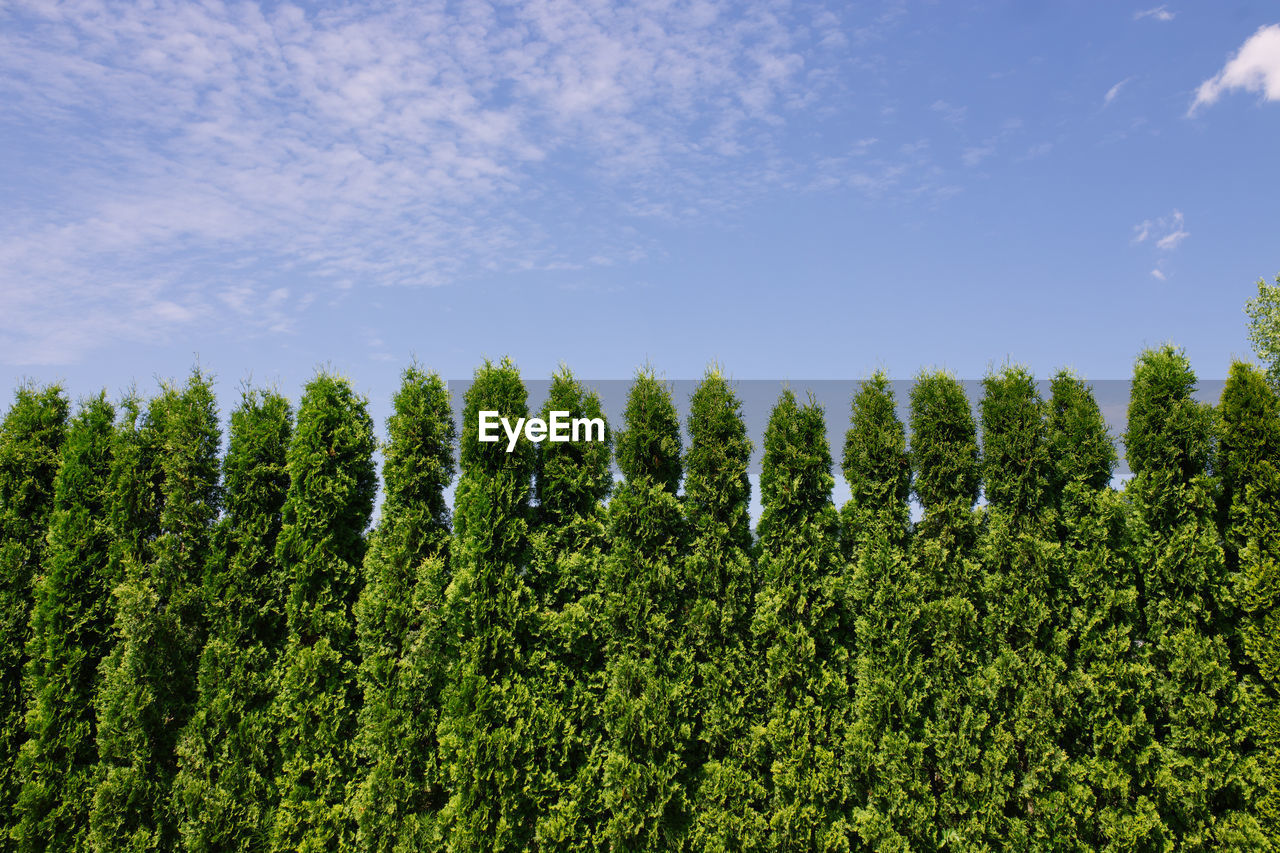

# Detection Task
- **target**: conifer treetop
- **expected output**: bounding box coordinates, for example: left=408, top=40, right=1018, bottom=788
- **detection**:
left=909, top=370, right=980, bottom=513
left=1124, top=344, right=1214, bottom=482
left=614, top=368, right=682, bottom=492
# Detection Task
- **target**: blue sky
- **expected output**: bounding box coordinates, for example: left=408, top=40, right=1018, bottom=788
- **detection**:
left=2, top=0, right=1279, bottom=414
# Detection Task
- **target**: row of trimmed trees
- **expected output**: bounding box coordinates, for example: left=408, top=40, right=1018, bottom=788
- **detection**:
left=0, top=347, right=1277, bottom=851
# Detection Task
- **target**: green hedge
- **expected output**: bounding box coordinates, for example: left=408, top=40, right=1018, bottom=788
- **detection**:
left=1, top=349, right=1277, bottom=852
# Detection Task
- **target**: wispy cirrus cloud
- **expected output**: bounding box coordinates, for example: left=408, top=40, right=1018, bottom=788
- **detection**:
left=1190, top=24, right=1280, bottom=114
left=1134, top=6, right=1176, bottom=22
left=0, top=0, right=857, bottom=363
left=1133, top=209, right=1188, bottom=280
left=1104, top=77, right=1133, bottom=106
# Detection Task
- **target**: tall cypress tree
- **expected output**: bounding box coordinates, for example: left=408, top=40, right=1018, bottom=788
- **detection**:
left=268, top=373, right=376, bottom=852
left=1048, top=370, right=1161, bottom=849
left=13, top=394, right=111, bottom=851
left=601, top=369, right=689, bottom=850
left=353, top=367, right=455, bottom=852
left=173, top=388, right=293, bottom=852
left=91, top=370, right=222, bottom=852
left=436, top=358, right=541, bottom=851
left=0, top=383, right=69, bottom=830
left=1218, top=360, right=1280, bottom=840
left=909, top=370, right=984, bottom=847
left=750, top=389, right=848, bottom=850
left=684, top=369, right=758, bottom=851
left=1124, top=345, right=1265, bottom=848
left=527, top=368, right=613, bottom=850
left=976, top=366, right=1068, bottom=847
left=842, top=373, right=932, bottom=849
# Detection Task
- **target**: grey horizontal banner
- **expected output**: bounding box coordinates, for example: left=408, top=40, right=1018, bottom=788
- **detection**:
left=443, top=378, right=1228, bottom=517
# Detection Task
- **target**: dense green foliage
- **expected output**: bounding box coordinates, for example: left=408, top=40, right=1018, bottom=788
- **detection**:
left=268, top=373, right=377, bottom=852
left=0, top=350, right=1276, bottom=851
left=1047, top=371, right=1158, bottom=850
left=437, top=358, right=541, bottom=851
left=527, top=368, right=612, bottom=849
left=354, top=367, right=455, bottom=852
left=1219, top=361, right=1280, bottom=839
left=1247, top=274, right=1280, bottom=388
left=601, top=370, right=688, bottom=850
left=684, top=370, right=757, bottom=851
left=909, top=371, right=985, bottom=848
left=13, top=394, right=107, bottom=851
left=843, top=374, right=930, bottom=850
left=975, top=366, right=1066, bottom=848
left=1124, top=346, right=1265, bottom=848
left=91, top=371, right=222, bottom=852
left=174, top=388, right=293, bottom=852
left=0, top=383, right=68, bottom=835
left=750, top=390, right=848, bottom=850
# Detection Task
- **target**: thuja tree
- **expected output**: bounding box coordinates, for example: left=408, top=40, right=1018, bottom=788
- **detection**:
left=353, top=367, right=455, bottom=852
left=684, top=369, right=758, bottom=851
left=0, top=383, right=68, bottom=827
left=527, top=368, right=613, bottom=850
left=842, top=373, right=932, bottom=849
left=976, top=366, right=1068, bottom=848
left=91, top=371, right=222, bottom=852
left=601, top=369, right=689, bottom=850
left=173, top=388, right=293, bottom=852
left=1048, top=371, right=1160, bottom=849
left=436, top=358, right=541, bottom=851
left=1218, top=360, right=1280, bottom=838
left=750, top=389, right=848, bottom=850
left=1124, top=345, right=1264, bottom=848
left=268, top=373, right=376, bottom=852
left=12, top=394, right=111, bottom=851
left=908, top=370, right=985, bottom=846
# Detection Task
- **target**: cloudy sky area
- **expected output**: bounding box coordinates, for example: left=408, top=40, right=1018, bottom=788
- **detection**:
left=2, top=0, right=1279, bottom=411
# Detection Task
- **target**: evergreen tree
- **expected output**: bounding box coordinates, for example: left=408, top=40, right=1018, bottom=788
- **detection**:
left=684, top=369, right=759, bottom=851
left=908, top=370, right=985, bottom=848
left=1048, top=371, right=1161, bottom=850
left=268, top=373, right=376, bottom=852
left=13, top=394, right=112, bottom=851
left=750, top=389, right=848, bottom=850
left=0, top=383, right=69, bottom=829
left=354, top=367, right=455, bottom=852
left=527, top=368, right=613, bottom=850
left=91, top=371, right=222, bottom=852
left=842, top=373, right=932, bottom=850
left=601, top=369, right=689, bottom=850
left=1218, top=360, right=1280, bottom=841
left=1124, top=345, right=1265, bottom=848
left=173, top=388, right=293, bottom=852
left=436, top=358, right=541, bottom=851
left=975, top=366, right=1068, bottom=847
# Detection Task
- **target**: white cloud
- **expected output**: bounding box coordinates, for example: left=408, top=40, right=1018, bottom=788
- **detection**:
left=930, top=99, right=967, bottom=125
left=0, top=0, right=849, bottom=363
left=1133, top=210, right=1187, bottom=280
left=1134, top=6, right=1176, bottom=22
left=1104, top=77, right=1132, bottom=106
left=1156, top=213, right=1189, bottom=249
left=1191, top=24, right=1280, bottom=114
left=1132, top=210, right=1187, bottom=249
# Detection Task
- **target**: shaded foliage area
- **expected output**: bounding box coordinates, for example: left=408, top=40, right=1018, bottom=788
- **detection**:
left=0, top=383, right=68, bottom=836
